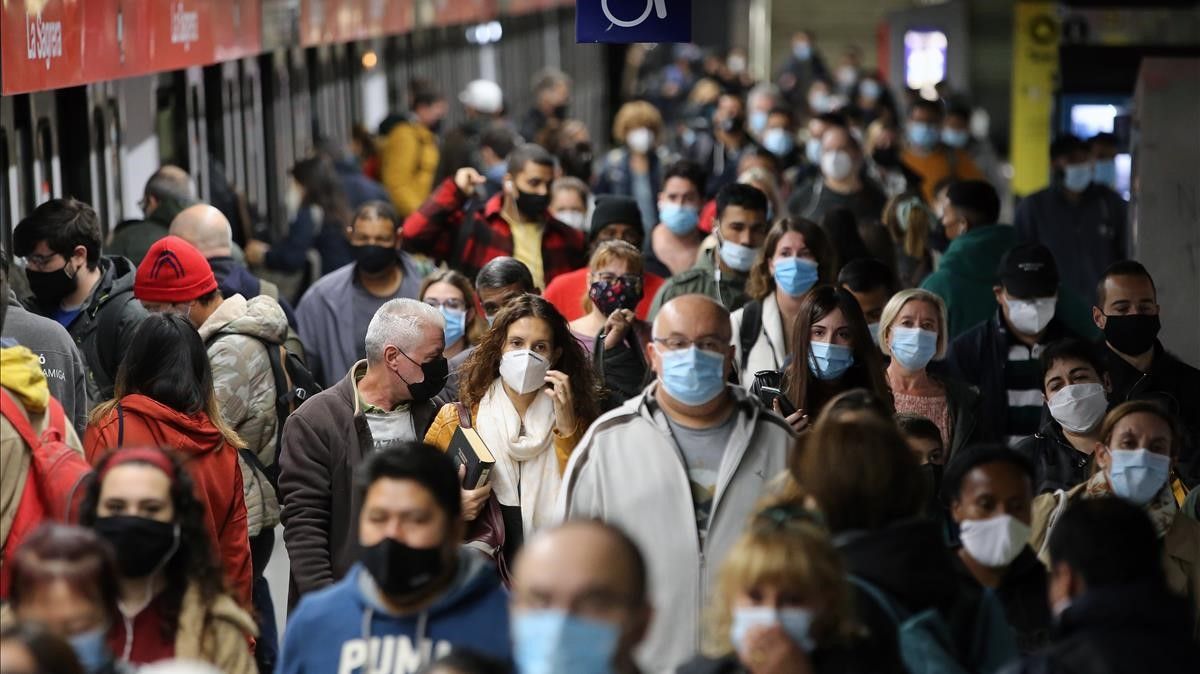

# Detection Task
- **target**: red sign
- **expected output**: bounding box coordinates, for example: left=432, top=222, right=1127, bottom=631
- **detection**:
left=430, top=0, right=498, bottom=27
left=300, top=0, right=342, bottom=46
left=1, top=0, right=85, bottom=95
left=143, top=0, right=215, bottom=70
left=383, top=0, right=413, bottom=35
left=79, top=0, right=126, bottom=83
left=212, top=0, right=263, bottom=60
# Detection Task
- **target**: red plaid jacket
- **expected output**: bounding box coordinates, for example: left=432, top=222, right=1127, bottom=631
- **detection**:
left=402, top=178, right=587, bottom=284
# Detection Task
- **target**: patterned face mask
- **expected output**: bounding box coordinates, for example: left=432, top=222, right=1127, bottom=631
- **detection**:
left=588, top=277, right=643, bottom=316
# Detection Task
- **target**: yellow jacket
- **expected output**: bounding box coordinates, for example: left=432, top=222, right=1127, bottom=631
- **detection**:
left=424, top=402, right=582, bottom=475
left=380, top=119, right=440, bottom=217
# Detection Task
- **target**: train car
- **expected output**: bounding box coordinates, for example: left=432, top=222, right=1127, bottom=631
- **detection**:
left=0, top=0, right=609, bottom=256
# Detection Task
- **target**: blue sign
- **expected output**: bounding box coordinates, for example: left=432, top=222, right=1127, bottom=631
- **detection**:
left=576, top=0, right=692, bottom=44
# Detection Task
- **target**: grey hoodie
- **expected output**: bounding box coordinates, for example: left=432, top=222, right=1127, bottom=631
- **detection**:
left=3, top=290, right=89, bottom=435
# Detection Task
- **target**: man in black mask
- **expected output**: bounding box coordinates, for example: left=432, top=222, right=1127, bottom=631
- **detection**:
left=13, top=198, right=148, bottom=403
left=1093, top=260, right=1200, bottom=483
left=519, top=68, right=572, bottom=145
left=296, top=201, right=427, bottom=387
left=280, top=299, right=449, bottom=600
left=278, top=443, right=512, bottom=671
left=688, top=92, right=758, bottom=197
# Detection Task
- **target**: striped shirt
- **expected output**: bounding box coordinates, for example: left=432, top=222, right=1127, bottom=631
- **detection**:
left=1005, top=341, right=1047, bottom=446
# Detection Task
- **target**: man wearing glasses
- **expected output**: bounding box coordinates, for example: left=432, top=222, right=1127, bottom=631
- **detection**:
left=557, top=293, right=795, bottom=673
left=296, top=200, right=429, bottom=387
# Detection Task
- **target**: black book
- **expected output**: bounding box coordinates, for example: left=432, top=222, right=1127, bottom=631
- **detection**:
left=449, top=425, right=495, bottom=489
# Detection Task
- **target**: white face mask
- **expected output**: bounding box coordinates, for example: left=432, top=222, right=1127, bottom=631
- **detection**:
left=555, top=210, right=587, bottom=231
left=958, top=514, right=1031, bottom=568
left=1047, top=383, right=1107, bottom=434
left=285, top=182, right=303, bottom=222
left=499, top=349, right=550, bottom=394
left=626, top=127, right=654, bottom=155
left=820, top=150, right=855, bottom=182
left=1005, top=295, right=1056, bottom=335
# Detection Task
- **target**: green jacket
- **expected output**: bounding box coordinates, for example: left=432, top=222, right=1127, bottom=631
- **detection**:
left=921, top=225, right=1099, bottom=340
left=107, top=195, right=193, bottom=266
left=648, top=249, right=749, bottom=320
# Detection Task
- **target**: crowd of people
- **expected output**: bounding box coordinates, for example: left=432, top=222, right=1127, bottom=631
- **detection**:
left=1, top=30, right=1198, bottom=674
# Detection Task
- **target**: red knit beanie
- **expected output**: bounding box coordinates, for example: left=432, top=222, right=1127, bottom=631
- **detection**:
left=135, top=236, right=218, bottom=303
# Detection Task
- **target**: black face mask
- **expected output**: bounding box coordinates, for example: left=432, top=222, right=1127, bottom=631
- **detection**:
left=515, top=189, right=551, bottom=220
left=26, top=264, right=79, bottom=307
left=871, top=146, right=901, bottom=168
left=560, top=143, right=594, bottom=182
left=919, top=462, right=945, bottom=515
left=1103, top=313, right=1161, bottom=356
left=428, top=118, right=444, bottom=135
left=361, top=537, right=446, bottom=597
left=397, top=351, right=449, bottom=403
left=551, top=103, right=569, bottom=120
left=93, top=516, right=179, bottom=578
left=354, top=244, right=398, bottom=275
left=720, top=115, right=745, bottom=135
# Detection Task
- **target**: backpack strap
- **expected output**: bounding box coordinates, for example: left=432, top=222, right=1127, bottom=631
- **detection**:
left=95, top=288, right=136, bottom=387
left=454, top=402, right=473, bottom=430
left=116, top=401, right=125, bottom=448
left=0, top=389, right=41, bottom=449
left=739, top=299, right=763, bottom=371
left=848, top=574, right=908, bottom=624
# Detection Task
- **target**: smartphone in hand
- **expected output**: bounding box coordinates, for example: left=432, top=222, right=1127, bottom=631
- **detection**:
left=759, top=385, right=797, bottom=417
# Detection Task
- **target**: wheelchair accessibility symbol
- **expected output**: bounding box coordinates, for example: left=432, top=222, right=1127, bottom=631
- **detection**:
left=603, top=0, right=668, bottom=30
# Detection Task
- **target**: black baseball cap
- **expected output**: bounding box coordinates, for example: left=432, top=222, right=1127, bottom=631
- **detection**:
left=999, top=243, right=1059, bottom=298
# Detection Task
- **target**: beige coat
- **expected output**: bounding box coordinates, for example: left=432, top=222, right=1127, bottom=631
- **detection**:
left=174, top=582, right=259, bottom=673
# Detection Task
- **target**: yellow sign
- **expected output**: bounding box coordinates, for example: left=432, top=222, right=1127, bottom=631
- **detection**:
left=1010, top=1, right=1059, bottom=197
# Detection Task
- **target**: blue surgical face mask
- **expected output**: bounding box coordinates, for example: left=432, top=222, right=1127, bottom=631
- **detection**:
left=941, top=127, right=969, bottom=148
left=485, top=162, right=508, bottom=184
left=513, top=609, right=619, bottom=674
left=808, top=340, right=855, bottom=380
left=763, top=128, right=795, bottom=157
left=793, top=43, right=812, bottom=61
left=907, top=122, right=939, bottom=150
left=805, top=137, right=823, bottom=164
left=719, top=237, right=759, bottom=273
left=868, top=322, right=881, bottom=345
left=68, top=627, right=110, bottom=672
left=656, top=345, right=727, bottom=406
left=749, top=111, right=769, bottom=137
left=441, top=306, right=466, bottom=347
left=859, top=79, right=882, bottom=101
left=1108, top=448, right=1171, bottom=506
left=889, top=326, right=938, bottom=371
left=659, top=202, right=700, bottom=236
left=1062, top=162, right=1093, bottom=193
left=773, top=257, right=819, bottom=297
left=731, top=606, right=816, bottom=654
left=1092, top=159, right=1118, bottom=189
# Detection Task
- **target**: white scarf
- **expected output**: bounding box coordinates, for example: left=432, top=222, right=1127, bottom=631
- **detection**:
left=475, top=378, right=560, bottom=536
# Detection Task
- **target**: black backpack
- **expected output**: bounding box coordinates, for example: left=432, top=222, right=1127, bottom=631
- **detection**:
left=738, top=299, right=764, bottom=371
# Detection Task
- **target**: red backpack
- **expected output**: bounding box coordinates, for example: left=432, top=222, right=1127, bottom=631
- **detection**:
left=0, top=389, right=93, bottom=598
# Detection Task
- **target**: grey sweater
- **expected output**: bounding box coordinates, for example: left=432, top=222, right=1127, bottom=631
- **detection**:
left=3, top=290, right=90, bottom=435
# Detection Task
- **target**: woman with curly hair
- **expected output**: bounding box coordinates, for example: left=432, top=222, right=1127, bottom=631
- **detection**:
left=79, top=447, right=256, bottom=672
left=425, top=294, right=599, bottom=567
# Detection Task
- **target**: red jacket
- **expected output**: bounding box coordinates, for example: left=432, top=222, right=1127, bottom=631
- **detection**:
left=402, top=178, right=587, bottom=285
left=542, top=268, right=667, bottom=322
left=83, top=394, right=252, bottom=606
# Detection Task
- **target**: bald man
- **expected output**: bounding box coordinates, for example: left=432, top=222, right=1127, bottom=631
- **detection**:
left=556, top=294, right=794, bottom=672
left=511, top=521, right=652, bottom=674
left=170, top=204, right=298, bottom=329
left=109, top=164, right=197, bottom=265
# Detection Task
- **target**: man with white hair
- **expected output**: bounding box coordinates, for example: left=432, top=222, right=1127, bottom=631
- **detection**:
left=279, top=298, right=448, bottom=599
left=557, top=294, right=794, bottom=673
left=169, top=203, right=298, bottom=327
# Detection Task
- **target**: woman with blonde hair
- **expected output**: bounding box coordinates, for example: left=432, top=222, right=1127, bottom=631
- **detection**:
left=596, top=100, right=675, bottom=233
left=419, top=269, right=486, bottom=360
left=83, top=313, right=252, bottom=606
left=882, top=193, right=935, bottom=288
left=878, top=288, right=986, bottom=458
left=679, top=499, right=902, bottom=673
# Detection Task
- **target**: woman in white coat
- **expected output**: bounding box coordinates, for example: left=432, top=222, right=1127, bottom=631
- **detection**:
left=731, top=218, right=836, bottom=385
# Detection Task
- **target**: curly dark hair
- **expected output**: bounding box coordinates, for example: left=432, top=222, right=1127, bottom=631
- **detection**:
left=458, top=294, right=600, bottom=431
left=78, top=447, right=227, bottom=644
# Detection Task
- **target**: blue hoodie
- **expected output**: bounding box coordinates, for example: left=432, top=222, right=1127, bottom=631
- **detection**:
left=277, top=552, right=511, bottom=674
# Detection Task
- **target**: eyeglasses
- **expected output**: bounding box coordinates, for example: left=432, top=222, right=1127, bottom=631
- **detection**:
left=592, top=272, right=643, bottom=287
left=652, top=336, right=728, bottom=354
left=424, top=298, right=466, bottom=311
left=22, top=253, right=63, bottom=270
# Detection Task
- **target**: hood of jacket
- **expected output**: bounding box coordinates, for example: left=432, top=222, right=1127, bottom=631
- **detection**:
left=197, top=294, right=288, bottom=345
left=0, top=345, right=49, bottom=411
left=353, top=549, right=500, bottom=621
left=92, top=256, right=139, bottom=307
left=937, top=224, right=1017, bottom=284
left=117, top=394, right=226, bottom=455
left=836, top=518, right=961, bottom=614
